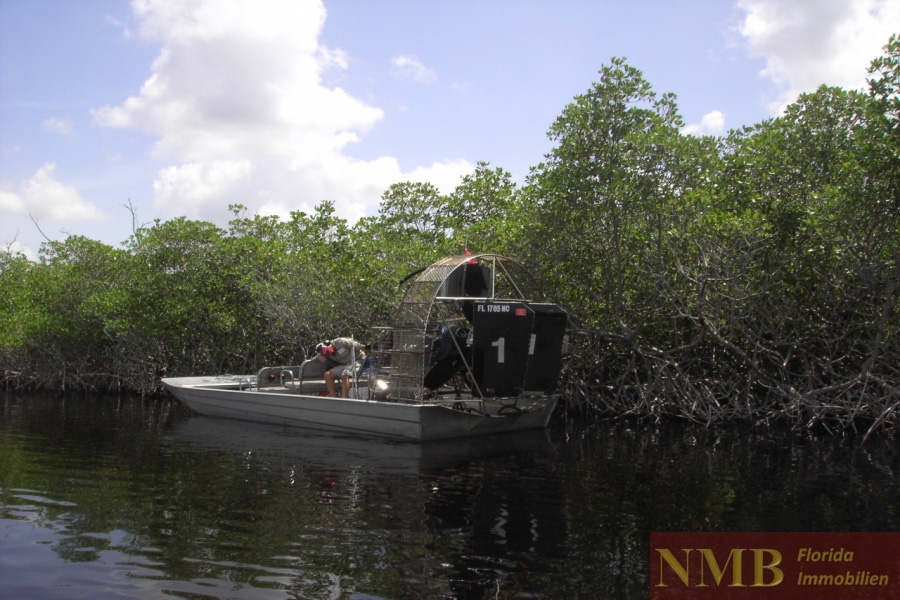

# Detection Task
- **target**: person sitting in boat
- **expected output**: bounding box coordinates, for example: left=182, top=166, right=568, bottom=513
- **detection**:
left=315, top=338, right=366, bottom=397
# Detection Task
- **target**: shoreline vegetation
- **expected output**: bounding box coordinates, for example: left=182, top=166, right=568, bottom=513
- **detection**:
left=2, top=41, right=898, bottom=438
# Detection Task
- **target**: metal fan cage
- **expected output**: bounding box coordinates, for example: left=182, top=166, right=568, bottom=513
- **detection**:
left=373, top=254, right=534, bottom=402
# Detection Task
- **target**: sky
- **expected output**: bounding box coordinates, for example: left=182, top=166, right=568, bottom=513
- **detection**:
left=1, top=0, right=898, bottom=261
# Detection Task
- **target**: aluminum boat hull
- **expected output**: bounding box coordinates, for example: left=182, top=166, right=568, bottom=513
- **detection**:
left=162, top=375, right=557, bottom=442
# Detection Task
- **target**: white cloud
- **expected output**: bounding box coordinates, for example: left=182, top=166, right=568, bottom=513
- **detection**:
left=105, top=14, right=135, bottom=40
left=682, top=110, right=726, bottom=136
left=153, top=159, right=253, bottom=217
left=738, top=0, right=900, bottom=114
left=92, top=0, right=468, bottom=224
left=3, top=240, right=39, bottom=262
left=43, top=117, right=74, bottom=135
left=0, top=163, right=109, bottom=222
left=0, top=189, right=26, bottom=214
left=391, top=54, right=438, bottom=84
left=407, top=159, right=474, bottom=191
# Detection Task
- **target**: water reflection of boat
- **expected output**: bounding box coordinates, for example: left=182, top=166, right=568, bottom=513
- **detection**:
left=163, top=254, right=568, bottom=441
left=162, top=414, right=566, bottom=599
left=164, top=416, right=556, bottom=474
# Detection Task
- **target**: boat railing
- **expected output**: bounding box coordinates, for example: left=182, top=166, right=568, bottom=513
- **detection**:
left=257, top=365, right=305, bottom=390
left=252, top=360, right=373, bottom=397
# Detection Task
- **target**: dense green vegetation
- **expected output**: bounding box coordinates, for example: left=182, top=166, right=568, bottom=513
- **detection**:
left=2, top=38, right=898, bottom=436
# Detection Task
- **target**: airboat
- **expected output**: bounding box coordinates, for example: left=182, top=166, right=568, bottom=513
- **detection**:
left=162, top=254, right=568, bottom=441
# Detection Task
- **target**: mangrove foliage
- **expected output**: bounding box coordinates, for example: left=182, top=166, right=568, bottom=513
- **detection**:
left=2, top=39, right=898, bottom=437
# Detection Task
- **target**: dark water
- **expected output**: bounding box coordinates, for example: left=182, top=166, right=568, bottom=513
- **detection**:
left=1, top=395, right=897, bottom=599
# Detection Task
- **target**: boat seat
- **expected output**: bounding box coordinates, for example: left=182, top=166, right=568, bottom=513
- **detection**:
left=256, top=359, right=366, bottom=394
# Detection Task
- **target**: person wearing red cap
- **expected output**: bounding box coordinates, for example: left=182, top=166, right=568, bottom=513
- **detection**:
left=316, top=337, right=366, bottom=397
